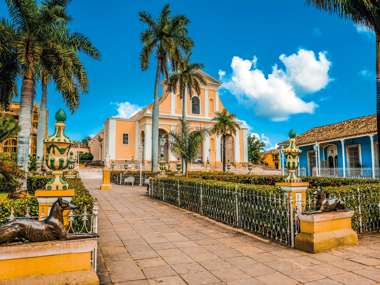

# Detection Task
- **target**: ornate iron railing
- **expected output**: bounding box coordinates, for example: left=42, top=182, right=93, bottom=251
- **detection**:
left=5, top=202, right=99, bottom=271
left=150, top=180, right=293, bottom=246
left=306, top=188, right=380, bottom=233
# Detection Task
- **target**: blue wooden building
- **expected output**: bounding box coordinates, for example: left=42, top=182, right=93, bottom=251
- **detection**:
left=279, top=115, right=379, bottom=179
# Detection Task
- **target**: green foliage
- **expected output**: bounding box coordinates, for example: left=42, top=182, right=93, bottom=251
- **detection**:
left=306, top=1, right=377, bottom=32
left=211, top=110, right=240, bottom=172
left=28, top=155, right=37, bottom=172
left=248, top=135, right=265, bottom=164
left=79, top=152, right=94, bottom=163
left=0, top=152, right=23, bottom=193
left=0, top=196, right=38, bottom=225
left=0, top=115, right=17, bottom=142
left=187, top=171, right=380, bottom=188
left=27, top=175, right=51, bottom=194
left=169, top=121, right=204, bottom=176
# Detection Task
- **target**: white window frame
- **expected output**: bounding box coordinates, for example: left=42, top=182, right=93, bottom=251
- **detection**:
left=346, top=144, right=362, bottom=175
left=191, top=95, right=201, bottom=115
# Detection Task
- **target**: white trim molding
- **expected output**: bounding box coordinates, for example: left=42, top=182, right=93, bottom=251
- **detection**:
left=144, top=123, right=152, bottom=161
left=108, top=119, right=116, bottom=160
left=234, top=133, right=240, bottom=163
left=204, top=87, right=209, bottom=117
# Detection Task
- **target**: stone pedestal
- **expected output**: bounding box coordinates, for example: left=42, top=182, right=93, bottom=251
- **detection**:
left=35, top=190, right=75, bottom=224
left=100, top=168, right=112, bottom=190
left=0, top=238, right=98, bottom=285
left=295, top=211, right=358, bottom=253
left=276, top=182, right=309, bottom=210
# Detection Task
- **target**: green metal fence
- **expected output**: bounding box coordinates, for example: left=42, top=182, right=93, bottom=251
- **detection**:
left=150, top=179, right=293, bottom=246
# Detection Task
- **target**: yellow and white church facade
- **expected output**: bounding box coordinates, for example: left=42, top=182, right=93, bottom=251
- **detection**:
left=90, top=71, right=249, bottom=170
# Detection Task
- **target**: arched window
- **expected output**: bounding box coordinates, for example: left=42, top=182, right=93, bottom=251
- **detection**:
left=2, top=138, right=17, bottom=154
left=191, top=96, right=200, bottom=114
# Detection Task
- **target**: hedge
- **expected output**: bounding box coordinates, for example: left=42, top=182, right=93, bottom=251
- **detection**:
left=187, top=171, right=380, bottom=188
left=151, top=176, right=380, bottom=235
left=0, top=176, right=94, bottom=225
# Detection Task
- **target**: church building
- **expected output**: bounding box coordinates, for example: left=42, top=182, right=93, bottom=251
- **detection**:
left=91, top=71, right=249, bottom=170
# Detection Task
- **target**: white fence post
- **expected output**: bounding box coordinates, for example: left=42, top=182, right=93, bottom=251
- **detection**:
left=200, top=184, right=203, bottom=214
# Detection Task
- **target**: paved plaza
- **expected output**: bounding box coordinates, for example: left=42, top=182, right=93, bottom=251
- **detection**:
left=81, top=170, right=380, bottom=285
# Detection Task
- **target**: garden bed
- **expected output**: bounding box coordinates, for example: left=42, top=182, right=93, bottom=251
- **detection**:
left=0, top=176, right=94, bottom=225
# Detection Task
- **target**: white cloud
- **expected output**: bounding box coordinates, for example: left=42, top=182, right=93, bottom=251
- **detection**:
left=359, top=69, right=374, bottom=79
left=355, top=23, right=373, bottom=35
left=279, top=49, right=331, bottom=93
left=250, top=132, right=272, bottom=149
left=221, top=49, right=332, bottom=121
left=114, top=101, right=142, bottom=119
left=218, top=70, right=226, bottom=80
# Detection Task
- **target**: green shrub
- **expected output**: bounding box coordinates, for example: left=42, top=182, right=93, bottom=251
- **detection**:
left=0, top=176, right=95, bottom=224
left=27, top=176, right=51, bottom=194
left=0, top=196, right=39, bottom=224
left=79, top=152, right=94, bottom=163
left=187, top=171, right=380, bottom=188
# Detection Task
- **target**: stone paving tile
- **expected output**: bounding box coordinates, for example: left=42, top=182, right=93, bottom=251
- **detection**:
left=180, top=270, right=221, bottom=285
left=80, top=171, right=380, bottom=285
left=329, top=271, right=376, bottom=285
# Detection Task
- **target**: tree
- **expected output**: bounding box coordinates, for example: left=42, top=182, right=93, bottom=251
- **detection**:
left=139, top=4, right=193, bottom=172
left=167, top=53, right=206, bottom=122
left=0, top=0, right=70, bottom=173
left=167, top=53, right=206, bottom=174
left=248, top=135, right=265, bottom=164
left=211, top=110, right=240, bottom=172
left=305, top=0, right=380, bottom=166
left=35, top=31, right=100, bottom=170
left=169, top=121, right=204, bottom=177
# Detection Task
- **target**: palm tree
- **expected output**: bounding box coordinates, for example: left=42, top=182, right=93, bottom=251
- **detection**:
left=35, top=31, right=100, bottom=170
left=139, top=4, right=193, bottom=172
left=0, top=0, right=70, bottom=172
left=167, top=54, right=206, bottom=174
left=167, top=53, right=206, bottom=122
left=0, top=115, right=17, bottom=142
left=169, top=120, right=204, bottom=177
left=211, top=110, right=240, bottom=172
left=305, top=0, right=380, bottom=166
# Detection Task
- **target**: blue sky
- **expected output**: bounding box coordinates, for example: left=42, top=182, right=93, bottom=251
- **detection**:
left=0, top=0, right=376, bottom=148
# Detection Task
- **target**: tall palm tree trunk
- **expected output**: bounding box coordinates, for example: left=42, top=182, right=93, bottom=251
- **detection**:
left=181, top=89, right=186, bottom=175
left=222, top=134, right=226, bottom=172
left=376, top=35, right=380, bottom=174
left=151, top=59, right=161, bottom=172
left=36, top=76, right=48, bottom=171
left=17, top=77, right=35, bottom=189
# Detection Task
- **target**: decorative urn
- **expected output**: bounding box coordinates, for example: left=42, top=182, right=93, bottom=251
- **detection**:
left=44, top=109, right=72, bottom=190
left=284, top=129, right=301, bottom=183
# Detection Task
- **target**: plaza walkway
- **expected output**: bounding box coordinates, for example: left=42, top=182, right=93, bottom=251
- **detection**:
left=80, top=169, right=380, bottom=285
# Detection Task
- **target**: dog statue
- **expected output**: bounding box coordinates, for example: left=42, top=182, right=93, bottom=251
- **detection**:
left=314, top=188, right=347, bottom=212
left=0, top=198, right=77, bottom=244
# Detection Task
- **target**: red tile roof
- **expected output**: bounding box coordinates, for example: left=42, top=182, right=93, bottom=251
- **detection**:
left=295, top=115, right=376, bottom=145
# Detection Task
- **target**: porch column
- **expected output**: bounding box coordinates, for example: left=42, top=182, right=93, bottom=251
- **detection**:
left=170, top=92, right=176, bottom=115
left=169, top=126, right=176, bottom=162
left=204, top=87, right=209, bottom=117
left=370, top=134, right=376, bottom=179
left=341, top=139, right=346, bottom=178
left=144, top=124, right=152, bottom=162
left=314, top=143, right=320, bottom=176
left=203, top=132, right=210, bottom=164
left=234, top=132, right=240, bottom=163
left=280, top=147, right=285, bottom=176
left=243, top=129, right=248, bottom=162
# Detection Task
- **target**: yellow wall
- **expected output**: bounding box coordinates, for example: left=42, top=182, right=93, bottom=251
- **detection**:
left=115, top=120, right=136, bottom=160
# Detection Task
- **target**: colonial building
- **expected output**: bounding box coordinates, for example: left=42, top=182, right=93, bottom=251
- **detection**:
left=92, top=71, right=249, bottom=170
left=0, top=103, right=41, bottom=158
left=280, top=115, right=379, bottom=178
